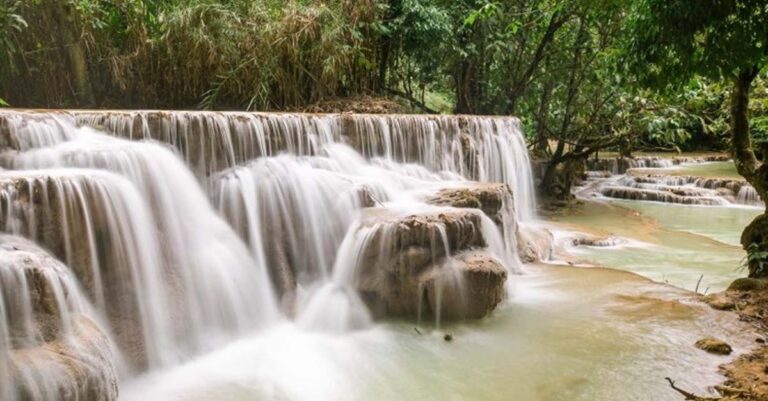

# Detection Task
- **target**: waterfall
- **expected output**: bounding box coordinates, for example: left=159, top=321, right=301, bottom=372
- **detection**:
left=0, top=170, right=176, bottom=367
left=212, top=154, right=370, bottom=308
left=589, top=172, right=764, bottom=207
left=0, top=235, right=118, bottom=401
left=0, top=109, right=538, bottom=398
left=1, top=120, right=280, bottom=369
left=65, top=111, right=536, bottom=221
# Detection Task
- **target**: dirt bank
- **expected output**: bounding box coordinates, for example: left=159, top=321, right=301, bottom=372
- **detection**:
left=704, top=282, right=768, bottom=401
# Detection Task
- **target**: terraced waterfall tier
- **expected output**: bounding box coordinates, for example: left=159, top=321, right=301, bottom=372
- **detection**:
left=1, top=110, right=535, bottom=220
left=578, top=155, right=764, bottom=208
left=0, top=110, right=540, bottom=401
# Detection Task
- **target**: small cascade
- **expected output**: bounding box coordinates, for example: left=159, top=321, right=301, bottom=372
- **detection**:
left=295, top=221, right=375, bottom=333
left=585, top=155, right=729, bottom=175
left=212, top=154, right=372, bottom=308
left=0, top=235, right=118, bottom=401
left=0, top=170, right=176, bottom=367
left=593, top=173, right=762, bottom=207
left=344, top=115, right=536, bottom=221
left=1, top=121, right=280, bottom=369
left=737, top=185, right=762, bottom=205
left=293, top=205, right=510, bottom=329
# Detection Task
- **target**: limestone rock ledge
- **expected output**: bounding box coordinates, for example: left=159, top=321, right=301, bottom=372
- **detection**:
left=426, top=183, right=513, bottom=226
left=355, top=208, right=507, bottom=320
left=1, top=235, right=118, bottom=401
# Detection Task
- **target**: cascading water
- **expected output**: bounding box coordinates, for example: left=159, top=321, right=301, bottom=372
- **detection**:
left=0, top=235, right=118, bottom=401
left=0, top=170, right=176, bottom=368
left=212, top=154, right=371, bottom=308
left=0, top=109, right=538, bottom=399
left=65, top=111, right=537, bottom=221
left=1, top=120, right=280, bottom=370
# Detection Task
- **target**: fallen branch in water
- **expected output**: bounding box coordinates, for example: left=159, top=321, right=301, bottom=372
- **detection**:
left=665, top=377, right=721, bottom=401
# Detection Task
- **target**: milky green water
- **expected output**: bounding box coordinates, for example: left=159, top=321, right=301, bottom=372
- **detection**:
left=633, top=161, right=742, bottom=179
left=552, top=200, right=759, bottom=293
left=120, top=265, right=751, bottom=401
left=119, top=160, right=756, bottom=401
left=671, top=161, right=742, bottom=178
left=554, top=161, right=760, bottom=293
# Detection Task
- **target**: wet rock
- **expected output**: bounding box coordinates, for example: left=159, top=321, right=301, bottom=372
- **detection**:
left=426, top=183, right=513, bottom=226
left=727, top=278, right=768, bottom=292
left=419, top=252, right=507, bottom=320
left=695, top=337, right=733, bottom=355
left=600, top=186, right=727, bottom=206
left=356, top=209, right=506, bottom=320
left=741, top=214, right=768, bottom=278
left=10, top=317, right=119, bottom=401
left=704, top=293, right=736, bottom=311
left=0, top=235, right=118, bottom=401
left=517, top=224, right=554, bottom=263
left=572, top=235, right=624, bottom=247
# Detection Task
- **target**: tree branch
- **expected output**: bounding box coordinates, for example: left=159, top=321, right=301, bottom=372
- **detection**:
left=664, top=377, right=720, bottom=401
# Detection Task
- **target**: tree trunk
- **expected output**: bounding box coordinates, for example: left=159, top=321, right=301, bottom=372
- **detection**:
left=731, top=66, right=768, bottom=277
left=51, top=0, right=94, bottom=106
left=454, top=60, right=477, bottom=114
left=540, top=141, right=565, bottom=199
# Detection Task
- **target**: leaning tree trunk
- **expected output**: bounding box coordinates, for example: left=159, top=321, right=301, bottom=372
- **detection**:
left=731, top=66, right=768, bottom=277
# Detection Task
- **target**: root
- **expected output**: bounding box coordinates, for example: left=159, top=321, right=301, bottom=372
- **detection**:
left=665, top=377, right=721, bottom=401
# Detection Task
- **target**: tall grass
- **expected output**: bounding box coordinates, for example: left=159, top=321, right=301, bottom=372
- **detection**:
left=0, top=0, right=381, bottom=110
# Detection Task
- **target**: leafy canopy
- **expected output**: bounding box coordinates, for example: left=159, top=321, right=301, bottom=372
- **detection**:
left=626, top=0, right=768, bottom=87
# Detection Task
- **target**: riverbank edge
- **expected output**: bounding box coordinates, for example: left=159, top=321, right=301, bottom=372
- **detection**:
left=703, top=283, right=768, bottom=401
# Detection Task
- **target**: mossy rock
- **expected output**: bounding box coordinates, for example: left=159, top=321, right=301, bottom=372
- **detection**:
left=727, top=278, right=768, bottom=292
left=703, top=293, right=736, bottom=311
left=741, top=214, right=768, bottom=278
left=695, top=337, right=733, bottom=355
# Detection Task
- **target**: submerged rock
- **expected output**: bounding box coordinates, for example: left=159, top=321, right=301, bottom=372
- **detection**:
left=517, top=224, right=554, bottom=263
left=695, top=337, right=733, bottom=355
left=572, top=235, right=624, bottom=247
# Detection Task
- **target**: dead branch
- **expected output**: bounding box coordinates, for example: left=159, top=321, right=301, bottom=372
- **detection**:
left=665, top=377, right=721, bottom=401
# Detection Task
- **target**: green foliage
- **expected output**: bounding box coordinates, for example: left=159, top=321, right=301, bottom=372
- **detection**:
left=0, top=0, right=27, bottom=67
left=0, top=0, right=761, bottom=156
left=0, top=0, right=380, bottom=109
left=740, top=243, right=768, bottom=276
left=626, top=0, right=767, bottom=87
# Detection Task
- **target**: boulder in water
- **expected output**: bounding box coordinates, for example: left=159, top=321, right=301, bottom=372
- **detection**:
left=355, top=209, right=507, bottom=320
left=517, top=224, right=554, bottom=263
left=694, top=337, right=733, bottom=355
left=418, top=251, right=507, bottom=319
left=426, top=183, right=513, bottom=226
